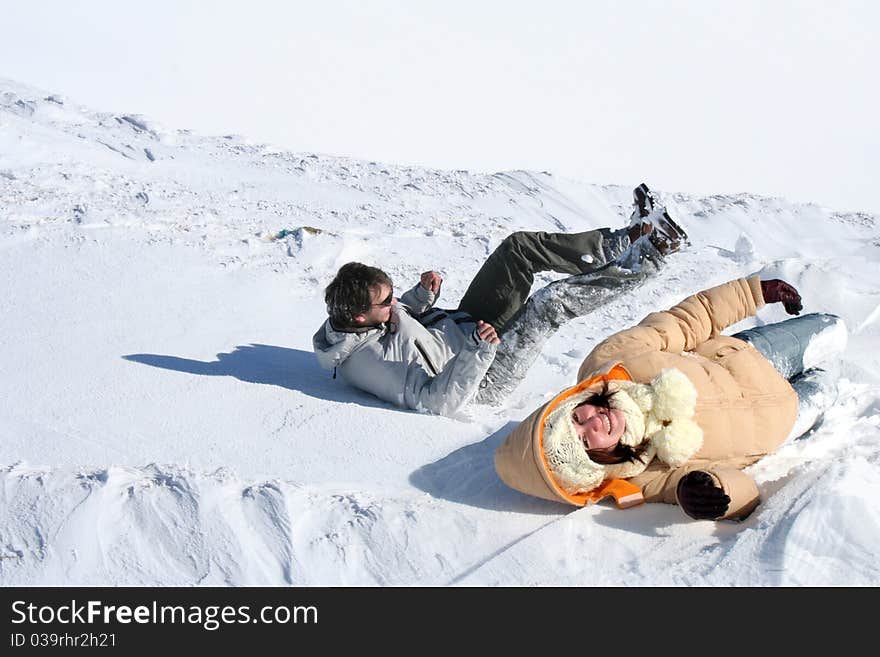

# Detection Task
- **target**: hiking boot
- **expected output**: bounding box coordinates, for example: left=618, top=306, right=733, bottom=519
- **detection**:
left=628, top=183, right=663, bottom=237
left=629, top=184, right=687, bottom=238
left=644, top=209, right=687, bottom=255
left=656, top=208, right=689, bottom=245
left=647, top=225, right=681, bottom=256
left=632, top=182, right=656, bottom=219
left=627, top=183, right=689, bottom=255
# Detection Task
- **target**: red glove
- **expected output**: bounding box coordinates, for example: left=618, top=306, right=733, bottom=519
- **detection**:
left=760, top=279, right=803, bottom=315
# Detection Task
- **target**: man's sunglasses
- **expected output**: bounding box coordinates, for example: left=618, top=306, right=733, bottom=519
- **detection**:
left=371, top=290, right=394, bottom=307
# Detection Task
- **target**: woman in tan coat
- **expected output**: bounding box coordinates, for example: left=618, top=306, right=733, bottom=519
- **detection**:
left=494, top=275, right=847, bottom=521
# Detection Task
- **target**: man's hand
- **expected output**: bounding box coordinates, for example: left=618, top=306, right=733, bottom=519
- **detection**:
left=420, top=270, right=442, bottom=294
left=475, top=320, right=500, bottom=345
left=677, top=471, right=730, bottom=520
left=760, top=279, right=803, bottom=315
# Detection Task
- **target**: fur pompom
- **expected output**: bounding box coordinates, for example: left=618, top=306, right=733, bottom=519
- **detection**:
left=650, top=369, right=697, bottom=421
left=652, top=419, right=703, bottom=467
left=626, top=384, right=655, bottom=414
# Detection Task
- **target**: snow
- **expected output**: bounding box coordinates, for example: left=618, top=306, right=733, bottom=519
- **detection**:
left=1, top=77, right=879, bottom=586
left=802, top=315, right=848, bottom=370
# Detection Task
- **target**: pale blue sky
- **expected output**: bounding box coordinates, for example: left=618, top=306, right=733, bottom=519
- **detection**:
left=3, top=1, right=878, bottom=213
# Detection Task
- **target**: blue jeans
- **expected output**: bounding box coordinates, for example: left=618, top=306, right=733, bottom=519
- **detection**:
left=732, top=313, right=846, bottom=439
left=731, top=313, right=843, bottom=379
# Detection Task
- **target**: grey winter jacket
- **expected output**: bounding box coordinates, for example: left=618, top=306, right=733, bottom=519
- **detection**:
left=312, top=283, right=498, bottom=416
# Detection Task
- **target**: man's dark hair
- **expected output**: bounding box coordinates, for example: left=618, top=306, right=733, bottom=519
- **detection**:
left=324, top=262, right=392, bottom=329
left=578, top=384, right=650, bottom=466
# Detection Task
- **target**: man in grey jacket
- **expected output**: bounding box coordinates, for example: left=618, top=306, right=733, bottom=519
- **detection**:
left=313, top=184, right=688, bottom=416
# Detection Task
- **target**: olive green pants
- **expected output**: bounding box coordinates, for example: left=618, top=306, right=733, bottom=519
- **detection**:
left=457, top=227, right=630, bottom=334
left=467, top=232, right=665, bottom=405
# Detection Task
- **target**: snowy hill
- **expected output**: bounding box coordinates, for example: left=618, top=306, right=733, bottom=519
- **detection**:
left=1, top=77, right=879, bottom=585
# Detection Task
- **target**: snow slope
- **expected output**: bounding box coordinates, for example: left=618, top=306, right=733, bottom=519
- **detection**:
left=1, top=78, right=878, bottom=586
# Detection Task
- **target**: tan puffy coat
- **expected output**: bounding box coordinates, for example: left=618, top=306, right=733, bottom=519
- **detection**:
left=494, top=276, right=799, bottom=520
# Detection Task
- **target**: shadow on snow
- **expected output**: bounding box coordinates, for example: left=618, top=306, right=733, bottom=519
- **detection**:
left=410, top=420, right=565, bottom=515
left=123, top=344, right=391, bottom=408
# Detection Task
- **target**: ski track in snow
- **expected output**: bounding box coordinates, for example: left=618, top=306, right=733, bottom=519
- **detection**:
left=1, top=78, right=879, bottom=585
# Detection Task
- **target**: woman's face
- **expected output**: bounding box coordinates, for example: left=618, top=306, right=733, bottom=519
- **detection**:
left=571, top=402, right=626, bottom=451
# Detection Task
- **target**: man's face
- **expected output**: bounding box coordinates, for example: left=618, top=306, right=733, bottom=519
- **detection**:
left=354, top=283, right=395, bottom=327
